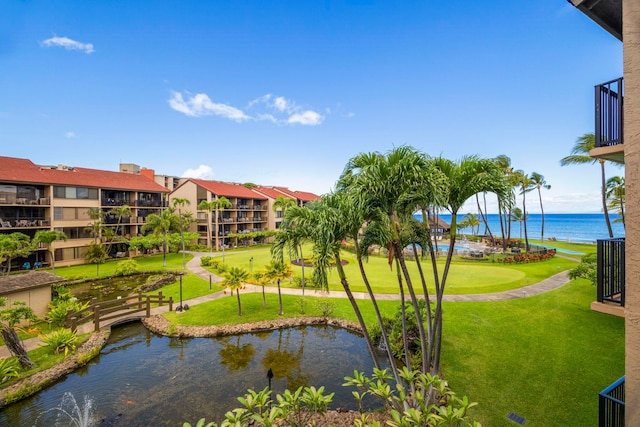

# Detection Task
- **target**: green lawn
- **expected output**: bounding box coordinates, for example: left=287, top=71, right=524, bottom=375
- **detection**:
left=209, top=246, right=578, bottom=294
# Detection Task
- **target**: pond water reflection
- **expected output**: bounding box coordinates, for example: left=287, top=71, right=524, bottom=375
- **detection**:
left=0, top=322, right=385, bottom=426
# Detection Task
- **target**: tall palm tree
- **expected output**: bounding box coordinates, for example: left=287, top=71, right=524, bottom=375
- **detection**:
left=142, top=208, right=180, bottom=267
left=273, top=195, right=304, bottom=290
left=197, top=199, right=218, bottom=254
left=221, top=266, right=249, bottom=316
left=264, top=259, right=293, bottom=315
left=606, top=176, right=625, bottom=228
left=172, top=198, right=191, bottom=270
left=338, top=146, right=438, bottom=373
left=528, top=172, right=551, bottom=243
left=212, top=196, right=232, bottom=261
left=561, top=133, right=614, bottom=238
left=513, top=170, right=531, bottom=251
left=85, top=207, right=104, bottom=244
left=494, top=155, right=515, bottom=251
left=510, top=207, right=527, bottom=240
left=33, top=230, right=67, bottom=274
left=429, top=155, right=510, bottom=373
left=272, top=197, right=384, bottom=374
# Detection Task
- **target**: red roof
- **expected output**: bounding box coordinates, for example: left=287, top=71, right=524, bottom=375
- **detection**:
left=271, top=186, right=320, bottom=202
left=188, top=179, right=267, bottom=199
left=0, top=156, right=168, bottom=193
left=254, top=186, right=295, bottom=200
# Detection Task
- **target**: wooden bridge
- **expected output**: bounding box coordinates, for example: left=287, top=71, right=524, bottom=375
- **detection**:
left=65, top=292, right=173, bottom=332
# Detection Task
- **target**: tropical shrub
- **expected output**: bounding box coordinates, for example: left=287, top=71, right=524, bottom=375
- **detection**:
left=568, top=253, right=597, bottom=285
left=315, top=299, right=335, bottom=318
left=200, top=256, right=213, bottom=266
left=0, top=357, right=19, bottom=383
left=114, top=259, right=139, bottom=276
left=40, top=329, right=78, bottom=355
left=47, top=287, right=88, bottom=325
left=344, top=368, right=481, bottom=427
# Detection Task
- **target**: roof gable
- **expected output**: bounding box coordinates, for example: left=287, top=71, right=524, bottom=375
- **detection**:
left=189, top=179, right=267, bottom=199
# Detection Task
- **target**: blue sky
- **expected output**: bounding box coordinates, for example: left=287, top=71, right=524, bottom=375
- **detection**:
left=0, top=0, right=623, bottom=213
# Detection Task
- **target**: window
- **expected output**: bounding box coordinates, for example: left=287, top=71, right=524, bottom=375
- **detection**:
left=53, top=186, right=98, bottom=199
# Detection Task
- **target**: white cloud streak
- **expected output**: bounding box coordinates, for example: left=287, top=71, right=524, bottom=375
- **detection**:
left=42, top=36, right=94, bottom=54
left=287, top=110, right=324, bottom=125
left=65, top=131, right=76, bottom=138
left=168, top=92, right=249, bottom=122
left=170, top=91, right=325, bottom=126
left=182, top=165, right=215, bottom=180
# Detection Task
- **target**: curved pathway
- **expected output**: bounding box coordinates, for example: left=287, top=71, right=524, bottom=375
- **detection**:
left=0, top=251, right=570, bottom=358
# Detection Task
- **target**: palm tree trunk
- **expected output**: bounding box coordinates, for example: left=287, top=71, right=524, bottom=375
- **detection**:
left=538, top=187, right=546, bottom=243
left=395, top=240, right=428, bottom=373
left=236, top=290, right=242, bottom=316
left=354, top=240, right=401, bottom=385
left=1, top=328, right=34, bottom=369
left=600, top=160, right=614, bottom=238
left=522, top=190, right=530, bottom=251
left=335, top=254, right=381, bottom=371
left=395, top=258, right=411, bottom=370
left=277, top=279, right=283, bottom=315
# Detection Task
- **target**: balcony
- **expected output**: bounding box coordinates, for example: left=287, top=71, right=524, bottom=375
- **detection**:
left=592, top=77, right=624, bottom=164
left=592, top=238, right=625, bottom=317
left=599, top=376, right=624, bottom=427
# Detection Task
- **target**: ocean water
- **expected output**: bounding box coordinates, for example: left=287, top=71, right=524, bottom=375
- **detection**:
left=423, top=213, right=625, bottom=244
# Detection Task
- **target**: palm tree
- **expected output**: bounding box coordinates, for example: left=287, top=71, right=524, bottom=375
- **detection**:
left=561, top=133, right=615, bottom=238
left=85, top=207, right=104, bottom=244
left=606, top=176, right=625, bottom=228
left=197, top=200, right=218, bottom=254
left=264, top=260, right=293, bottom=315
left=221, top=266, right=249, bottom=316
left=510, top=207, right=527, bottom=241
left=429, top=155, right=510, bottom=373
left=142, top=208, right=180, bottom=267
left=494, top=155, right=515, bottom=251
left=172, top=198, right=191, bottom=270
left=513, top=170, right=531, bottom=251
left=33, top=230, right=67, bottom=274
left=460, top=213, right=481, bottom=236
left=273, top=195, right=304, bottom=290
left=272, top=197, right=384, bottom=374
left=212, top=196, right=232, bottom=261
left=528, top=172, right=551, bottom=243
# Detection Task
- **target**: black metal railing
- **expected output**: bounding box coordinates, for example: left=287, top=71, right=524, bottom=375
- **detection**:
left=595, top=77, right=623, bottom=148
left=599, top=376, right=624, bottom=427
left=597, top=238, right=625, bottom=306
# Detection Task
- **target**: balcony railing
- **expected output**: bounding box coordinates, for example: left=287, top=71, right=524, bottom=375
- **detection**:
left=599, top=376, right=624, bottom=427
left=597, top=238, right=625, bottom=306
left=595, top=77, right=623, bottom=148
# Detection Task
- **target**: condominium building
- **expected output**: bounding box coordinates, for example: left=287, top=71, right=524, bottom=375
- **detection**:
left=0, top=156, right=169, bottom=268
left=170, top=180, right=320, bottom=250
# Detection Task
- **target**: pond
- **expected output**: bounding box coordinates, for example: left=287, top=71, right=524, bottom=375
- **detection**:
left=0, top=322, right=385, bottom=426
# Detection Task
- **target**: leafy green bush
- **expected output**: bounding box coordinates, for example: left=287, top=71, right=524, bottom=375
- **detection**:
left=40, top=329, right=78, bottom=355
left=295, top=298, right=307, bottom=314
left=200, top=256, right=213, bottom=266
left=47, top=287, right=89, bottom=325
left=315, top=299, right=335, bottom=318
left=114, top=259, right=139, bottom=276
left=568, top=253, right=597, bottom=285
left=0, top=357, right=19, bottom=383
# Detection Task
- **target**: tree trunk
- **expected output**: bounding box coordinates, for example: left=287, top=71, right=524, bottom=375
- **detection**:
left=277, top=279, right=283, bottom=316
left=1, top=328, right=34, bottom=369
left=236, top=290, right=242, bottom=316
left=538, top=187, right=546, bottom=243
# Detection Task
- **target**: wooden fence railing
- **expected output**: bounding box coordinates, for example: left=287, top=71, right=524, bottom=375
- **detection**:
left=65, top=292, right=173, bottom=332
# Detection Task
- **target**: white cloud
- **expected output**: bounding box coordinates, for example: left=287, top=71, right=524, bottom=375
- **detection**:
left=288, top=110, right=324, bottom=126
left=273, top=96, right=288, bottom=112
left=65, top=131, right=76, bottom=138
left=168, top=92, right=249, bottom=122
left=42, top=36, right=94, bottom=54
left=182, top=165, right=215, bottom=180
left=170, top=90, right=325, bottom=126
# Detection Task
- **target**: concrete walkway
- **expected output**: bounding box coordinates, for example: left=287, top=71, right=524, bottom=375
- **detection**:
left=0, top=251, right=570, bottom=358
